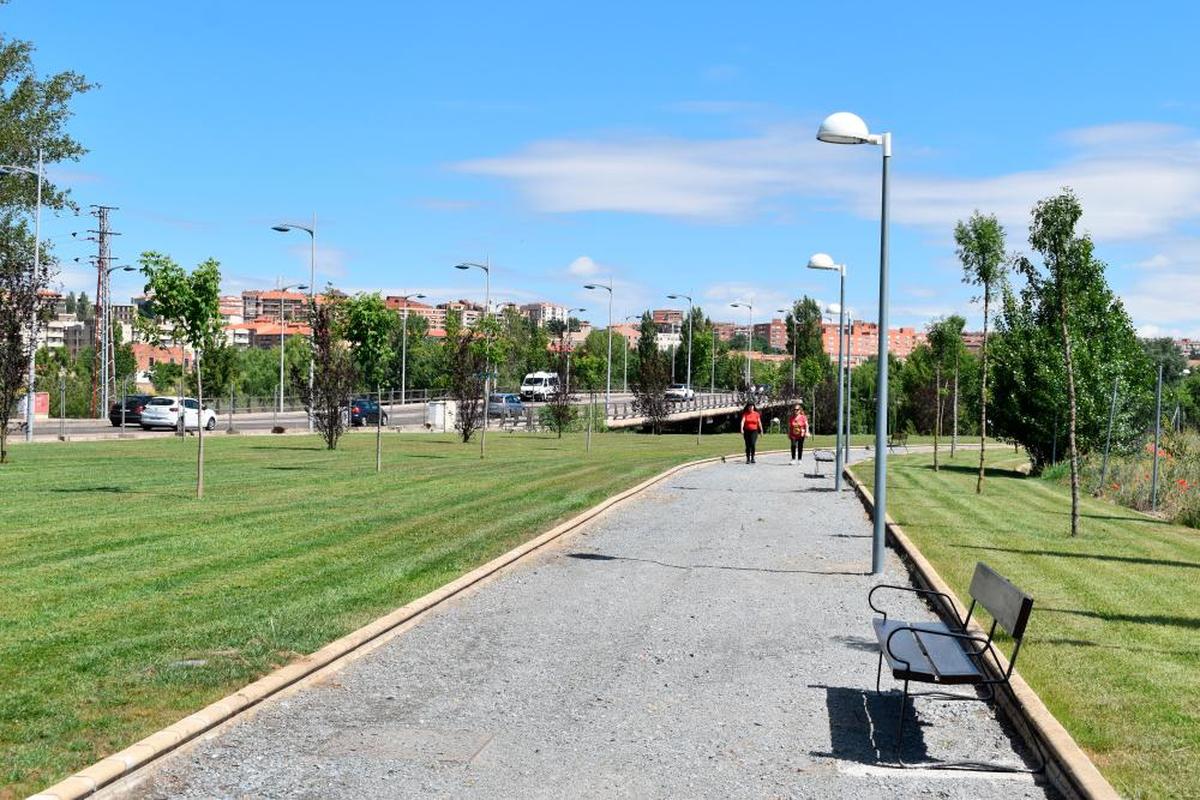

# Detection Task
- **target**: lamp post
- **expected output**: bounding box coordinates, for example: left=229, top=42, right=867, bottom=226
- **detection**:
left=809, top=256, right=847, bottom=490
left=730, top=301, right=753, bottom=391
left=0, top=149, right=43, bottom=442
left=455, top=260, right=490, bottom=458
left=396, top=292, right=426, bottom=407
left=623, top=314, right=640, bottom=393
left=667, top=293, right=694, bottom=398
left=818, top=111, right=892, bottom=575
left=275, top=282, right=308, bottom=426
left=842, top=307, right=853, bottom=463
left=583, top=279, right=614, bottom=413
left=272, top=216, right=317, bottom=432
left=1151, top=364, right=1163, bottom=512
left=101, top=264, right=135, bottom=420
left=57, top=366, right=66, bottom=440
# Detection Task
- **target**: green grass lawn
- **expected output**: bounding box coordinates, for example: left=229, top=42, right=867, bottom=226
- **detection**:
left=1, top=428, right=843, bottom=797
left=851, top=450, right=1200, bottom=800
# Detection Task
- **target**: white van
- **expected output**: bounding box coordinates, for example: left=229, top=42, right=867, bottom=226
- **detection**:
left=520, top=371, right=560, bottom=401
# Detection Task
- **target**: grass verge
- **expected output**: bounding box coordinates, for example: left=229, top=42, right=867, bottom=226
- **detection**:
left=1, top=429, right=840, bottom=797
left=851, top=450, right=1200, bottom=799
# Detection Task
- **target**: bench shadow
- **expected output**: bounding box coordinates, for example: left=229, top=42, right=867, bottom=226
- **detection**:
left=1040, top=607, right=1200, bottom=631
left=248, top=445, right=324, bottom=451
left=1048, top=510, right=1169, bottom=525
left=1039, top=636, right=1200, bottom=658
left=830, top=635, right=880, bottom=654
left=808, top=684, right=929, bottom=766
left=951, top=543, right=1200, bottom=570
left=921, top=463, right=1026, bottom=479
left=565, top=552, right=866, bottom=576
left=51, top=485, right=133, bottom=494
left=264, top=465, right=308, bottom=471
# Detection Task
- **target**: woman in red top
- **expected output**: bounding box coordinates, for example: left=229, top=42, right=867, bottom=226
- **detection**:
left=787, top=402, right=809, bottom=464
left=740, top=401, right=762, bottom=464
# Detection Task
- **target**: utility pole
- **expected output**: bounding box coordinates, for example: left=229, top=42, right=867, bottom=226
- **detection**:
left=88, top=205, right=120, bottom=418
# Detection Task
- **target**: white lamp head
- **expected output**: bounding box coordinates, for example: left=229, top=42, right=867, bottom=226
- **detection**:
left=817, top=112, right=874, bottom=145
left=807, top=252, right=837, bottom=271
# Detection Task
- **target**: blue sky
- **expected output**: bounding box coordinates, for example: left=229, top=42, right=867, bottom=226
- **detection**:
left=7, top=1, right=1200, bottom=336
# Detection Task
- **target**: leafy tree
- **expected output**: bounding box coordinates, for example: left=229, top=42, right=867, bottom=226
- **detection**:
left=1141, top=338, right=1188, bottom=385
left=926, top=315, right=966, bottom=471
left=111, top=325, right=137, bottom=386
left=991, top=190, right=1152, bottom=536
left=296, top=297, right=354, bottom=450
left=956, top=211, right=1008, bottom=493
left=444, top=319, right=486, bottom=443
left=186, top=340, right=237, bottom=402
left=148, top=360, right=183, bottom=394
left=542, top=346, right=576, bottom=437
left=631, top=312, right=671, bottom=433
left=785, top=296, right=825, bottom=364
left=64, top=291, right=76, bottom=315
left=138, top=253, right=223, bottom=498
left=0, top=218, right=51, bottom=462
left=75, top=290, right=92, bottom=321
left=344, top=292, right=396, bottom=471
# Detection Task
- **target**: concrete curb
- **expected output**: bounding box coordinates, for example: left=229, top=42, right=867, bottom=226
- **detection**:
left=842, top=463, right=1120, bottom=800
left=28, top=451, right=741, bottom=800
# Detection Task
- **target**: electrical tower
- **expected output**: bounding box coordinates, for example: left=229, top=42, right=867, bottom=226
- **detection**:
left=87, top=205, right=120, bottom=417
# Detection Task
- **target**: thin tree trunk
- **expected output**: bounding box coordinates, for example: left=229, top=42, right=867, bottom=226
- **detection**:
left=977, top=290, right=989, bottom=494
left=1, top=425, right=8, bottom=464
left=376, top=383, right=382, bottom=473
left=196, top=355, right=205, bottom=499
left=1060, top=302, right=1081, bottom=536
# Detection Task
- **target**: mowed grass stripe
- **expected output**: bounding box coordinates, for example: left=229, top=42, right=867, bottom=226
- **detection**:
left=854, top=450, right=1200, bottom=799
left=0, top=431, right=748, bottom=797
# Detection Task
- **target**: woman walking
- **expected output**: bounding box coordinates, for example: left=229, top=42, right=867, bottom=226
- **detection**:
left=740, top=401, right=762, bottom=464
left=787, top=402, right=809, bottom=464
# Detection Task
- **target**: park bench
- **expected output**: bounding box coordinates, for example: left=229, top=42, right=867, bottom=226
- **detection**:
left=887, top=431, right=909, bottom=453
left=811, top=449, right=836, bottom=478
left=868, top=562, right=1044, bottom=771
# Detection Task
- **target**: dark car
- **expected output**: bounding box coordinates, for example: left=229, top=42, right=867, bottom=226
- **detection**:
left=108, top=394, right=152, bottom=427
left=350, top=397, right=388, bottom=427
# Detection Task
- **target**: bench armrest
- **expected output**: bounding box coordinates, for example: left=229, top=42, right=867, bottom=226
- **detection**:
left=869, top=584, right=964, bottom=627
left=886, top=626, right=991, bottom=661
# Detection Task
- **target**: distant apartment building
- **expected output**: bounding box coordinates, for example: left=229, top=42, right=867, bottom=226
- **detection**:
left=242, top=289, right=309, bottom=322
left=385, top=296, right=446, bottom=329
left=438, top=300, right=484, bottom=328
left=821, top=321, right=926, bottom=366
left=652, top=309, right=683, bottom=334
left=520, top=302, right=569, bottom=328
left=962, top=330, right=986, bottom=354
left=753, top=319, right=788, bottom=352
left=712, top=322, right=738, bottom=342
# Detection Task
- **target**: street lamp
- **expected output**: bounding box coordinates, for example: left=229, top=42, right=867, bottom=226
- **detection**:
left=101, top=264, right=136, bottom=420
left=396, top=292, right=426, bottom=407
left=667, top=293, right=694, bottom=397
left=730, top=301, right=753, bottom=391
left=0, top=149, right=43, bottom=442
left=275, top=282, right=307, bottom=424
left=583, top=279, right=614, bottom=412
left=623, top=314, right=640, bottom=393
left=272, top=216, right=317, bottom=432
left=810, top=255, right=847, bottom=491
left=455, top=260, right=490, bottom=458
left=818, top=110, right=892, bottom=575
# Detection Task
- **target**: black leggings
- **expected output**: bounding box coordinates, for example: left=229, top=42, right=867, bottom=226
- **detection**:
left=791, top=437, right=805, bottom=460
left=743, top=429, right=759, bottom=462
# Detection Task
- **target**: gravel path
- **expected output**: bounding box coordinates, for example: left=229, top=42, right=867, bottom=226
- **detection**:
left=120, top=448, right=1055, bottom=799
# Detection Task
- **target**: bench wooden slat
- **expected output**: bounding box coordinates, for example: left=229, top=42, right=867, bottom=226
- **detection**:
left=969, top=563, right=1034, bottom=639
left=873, top=619, right=983, bottom=685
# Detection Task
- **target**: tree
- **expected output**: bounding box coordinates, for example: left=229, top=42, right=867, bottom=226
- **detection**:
left=0, top=217, right=50, bottom=463
left=297, top=297, right=355, bottom=450
left=148, top=359, right=183, bottom=394
left=956, top=211, right=1008, bottom=493
left=786, top=296, right=825, bottom=362
left=1141, top=338, right=1188, bottom=385
left=631, top=312, right=671, bottom=433
left=344, top=292, right=396, bottom=472
left=926, top=316, right=966, bottom=471
left=138, top=253, right=223, bottom=498
left=542, top=343, right=576, bottom=438
left=445, top=321, right=486, bottom=443
left=186, top=340, right=237, bottom=402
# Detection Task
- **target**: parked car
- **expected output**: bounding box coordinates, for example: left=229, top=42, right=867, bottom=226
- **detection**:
left=665, top=383, right=695, bottom=401
left=139, top=396, right=217, bottom=431
left=108, top=394, right=152, bottom=427
left=488, top=393, right=525, bottom=418
left=520, top=371, right=560, bottom=401
left=350, top=397, right=388, bottom=427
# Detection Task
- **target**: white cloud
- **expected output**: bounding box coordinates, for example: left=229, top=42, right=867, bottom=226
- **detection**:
left=1123, top=270, right=1200, bottom=338
left=456, top=120, right=1200, bottom=244
left=567, top=256, right=601, bottom=277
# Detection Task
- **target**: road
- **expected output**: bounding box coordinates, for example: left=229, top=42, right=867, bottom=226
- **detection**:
left=22, top=391, right=736, bottom=442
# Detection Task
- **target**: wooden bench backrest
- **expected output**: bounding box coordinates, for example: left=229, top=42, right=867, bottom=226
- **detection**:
left=969, top=563, right=1034, bottom=640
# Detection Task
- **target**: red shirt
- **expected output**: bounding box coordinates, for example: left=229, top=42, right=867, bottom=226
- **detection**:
left=742, top=410, right=762, bottom=431
left=788, top=412, right=808, bottom=440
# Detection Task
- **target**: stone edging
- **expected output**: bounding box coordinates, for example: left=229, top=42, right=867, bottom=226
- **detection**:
left=29, top=452, right=740, bottom=800
left=842, top=464, right=1120, bottom=800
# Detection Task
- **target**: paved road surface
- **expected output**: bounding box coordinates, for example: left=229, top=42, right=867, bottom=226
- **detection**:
left=109, top=450, right=1055, bottom=799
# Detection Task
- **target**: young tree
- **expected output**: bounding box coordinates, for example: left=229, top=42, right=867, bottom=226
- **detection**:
left=148, top=360, right=184, bottom=394
left=138, top=253, right=223, bottom=498
left=956, top=211, right=1008, bottom=493
left=631, top=312, right=671, bottom=433
left=0, top=217, right=51, bottom=463
left=926, top=315, right=966, bottom=471
left=344, top=292, right=396, bottom=472
left=445, top=325, right=486, bottom=443
left=297, top=298, right=355, bottom=450
left=542, top=341, right=576, bottom=437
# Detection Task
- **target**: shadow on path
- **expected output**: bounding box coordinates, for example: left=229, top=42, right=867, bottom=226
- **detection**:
left=566, top=552, right=866, bottom=576
left=808, top=684, right=928, bottom=765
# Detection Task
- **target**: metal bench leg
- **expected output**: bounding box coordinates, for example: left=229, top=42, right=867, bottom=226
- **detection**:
left=875, top=651, right=884, bottom=693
